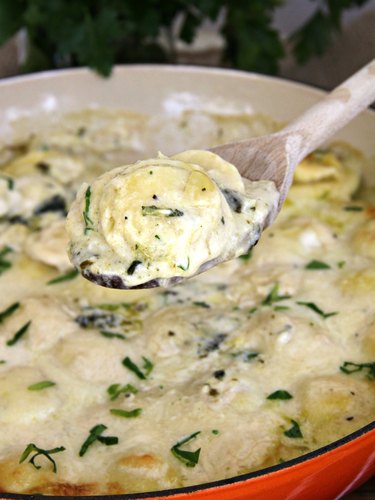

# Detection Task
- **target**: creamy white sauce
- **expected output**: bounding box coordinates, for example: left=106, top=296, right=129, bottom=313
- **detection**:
left=0, top=109, right=374, bottom=495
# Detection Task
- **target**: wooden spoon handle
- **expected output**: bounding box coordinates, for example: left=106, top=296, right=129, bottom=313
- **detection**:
left=281, top=59, right=375, bottom=164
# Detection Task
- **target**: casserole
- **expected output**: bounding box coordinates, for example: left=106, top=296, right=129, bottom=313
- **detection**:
left=0, top=65, right=374, bottom=499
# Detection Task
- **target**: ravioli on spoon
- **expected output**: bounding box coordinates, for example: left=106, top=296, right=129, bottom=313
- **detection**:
left=66, top=150, right=278, bottom=289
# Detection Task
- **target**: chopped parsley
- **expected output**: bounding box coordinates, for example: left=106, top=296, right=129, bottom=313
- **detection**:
left=100, top=330, right=126, bottom=340
left=79, top=424, right=118, bottom=457
left=232, top=351, right=259, bottom=362
left=284, top=420, right=303, bottom=438
left=47, top=269, right=79, bottom=285
left=340, top=361, right=375, bottom=380
left=213, top=369, right=225, bottom=380
left=344, top=206, right=363, bottom=212
left=141, top=205, right=184, bottom=217
left=193, top=301, right=210, bottom=309
left=238, top=249, right=253, bottom=261
left=0, top=174, right=14, bottom=190
left=6, top=320, right=31, bottom=346
left=0, top=245, right=13, bottom=276
left=262, top=284, right=291, bottom=306
left=267, top=390, right=293, bottom=400
left=274, top=305, right=289, bottom=311
left=171, top=431, right=201, bottom=467
left=28, top=380, right=56, bottom=391
left=0, top=302, right=20, bottom=323
left=110, top=408, right=142, bottom=418
left=337, top=261, right=346, bottom=268
left=19, top=443, right=65, bottom=473
left=177, top=257, right=190, bottom=271
left=155, top=234, right=161, bottom=240
left=305, top=260, right=331, bottom=270
left=107, top=383, right=138, bottom=400
left=0, top=360, right=6, bottom=364
left=122, top=356, right=153, bottom=380
left=77, top=126, right=86, bottom=137
left=127, top=260, right=142, bottom=275
left=297, top=301, right=337, bottom=319
left=211, top=429, right=219, bottom=435
left=83, top=186, right=94, bottom=234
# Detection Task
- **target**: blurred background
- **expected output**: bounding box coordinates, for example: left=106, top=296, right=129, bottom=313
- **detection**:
left=0, top=0, right=374, bottom=89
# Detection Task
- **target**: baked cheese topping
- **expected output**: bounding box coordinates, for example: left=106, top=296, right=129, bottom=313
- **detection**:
left=0, top=109, right=374, bottom=496
left=66, top=151, right=278, bottom=288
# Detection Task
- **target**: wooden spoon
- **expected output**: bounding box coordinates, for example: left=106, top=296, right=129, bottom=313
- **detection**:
left=78, top=60, right=375, bottom=290
left=210, top=59, right=375, bottom=227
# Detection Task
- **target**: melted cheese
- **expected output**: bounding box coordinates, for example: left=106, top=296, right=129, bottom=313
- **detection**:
left=0, top=109, right=374, bottom=495
left=66, top=151, right=278, bottom=288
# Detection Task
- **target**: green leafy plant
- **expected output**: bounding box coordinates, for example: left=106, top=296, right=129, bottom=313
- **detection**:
left=0, top=0, right=370, bottom=77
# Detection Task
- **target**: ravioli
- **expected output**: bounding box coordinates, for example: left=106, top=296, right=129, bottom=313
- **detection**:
left=66, top=151, right=278, bottom=288
left=0, top=109, right=374, bottom=496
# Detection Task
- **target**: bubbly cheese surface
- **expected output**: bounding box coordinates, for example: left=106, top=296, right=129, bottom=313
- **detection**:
left=66, top=151, right=278, bottom=288
left=0, top=109, right=374, bottom=495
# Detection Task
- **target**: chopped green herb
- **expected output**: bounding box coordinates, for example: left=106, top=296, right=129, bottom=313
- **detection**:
left=211, top=429, right=219, bottom=435
left=284, top=420, right=303, bottom=438
left=232, top=351, right=259, bottom=362
left=83, top=186, right=94, bottom=234
left=344, top=206, right=363, bottom=212
left=193, top=301, right=210, bottom=309
left=6, top=320, right=31, bottom=346
left=142, top=205, right=184, bottom=217
left=77, top=126, right=86, bottom=137
left=0, top=302, right=20, bottom=323
left=274, top=306, right=290, bottom=311
left=305, top=260, right=331, bottom=270
left=0, top=360, right=6, bottom=364
left=127, top=260, right=142, bottom=275
left=337, top=261, right=346, bottom=268
left=297, top=301, right=337, bottom=319
left=19, top=443, right=65, bottom=473
left=177, top=257, right=190, bottom=271
left=154, top=234, right=161, bottom=240
left=107, top=383, right=138, bottom=401
left=122, top=356, right=153, bottom=380
left=28, top=380, right=56, bottom=391
left=110, top=408, right=142, bottom=418
left=340, top=361, right=375, bottom=380
left=171, top=431, right=201, bottom=467
left=100, top=331, right=126, bottom=340
left=262, top=284, right=291, bottom=306
left=249, top=307, right=257, bottom=314
left=47, top=269, right=79, bottom=285
left=0, top=174, right=14, bottom=190
left=238, top=249, right=253, bottom=261
left=79, top=424, right=118, bottom=457
left=0, top=245, right=13, bottom=276
left=267, top=390, right=293, bottom=400
left=149, top=170, right=153, bottom=175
